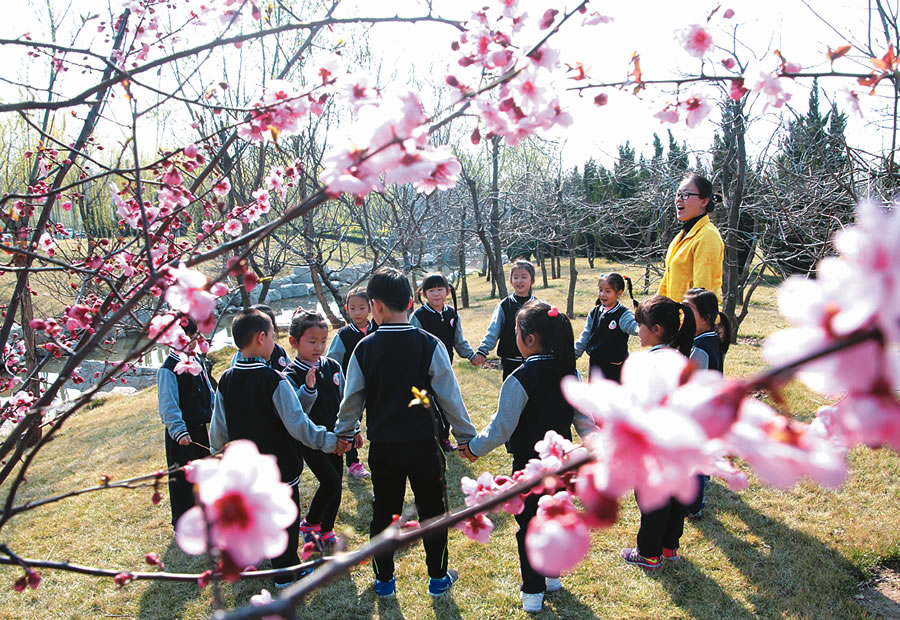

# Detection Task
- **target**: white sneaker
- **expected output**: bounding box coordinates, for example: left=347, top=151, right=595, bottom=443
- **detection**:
left=545, top=577, right=562, bottom=592
left=521, top=591, right=544, bottom=613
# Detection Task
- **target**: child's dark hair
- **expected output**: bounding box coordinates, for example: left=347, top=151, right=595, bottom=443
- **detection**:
left=289, top=307, right=328, bottom=340
left=181, top=317, right=198, bottom=337
left=232, top=308, right=272, bottom=349
left=635, top=295, right=696, bottom=357
left=509, top=258, right=536, bottom=284
left=416, top=272, right=458, bottom=310
left=683, top=288, right=732, bottom=354
left=516, top=300, right=576, bottom=381
left=683, top=173, right=723, bottom=213
left=345, top=287, right=369, bottom=306
left=251, top=304, right=278, bottom=336
left=595, top=272, right=638, bottom=309
left=367, top=267, right=412, bottom=312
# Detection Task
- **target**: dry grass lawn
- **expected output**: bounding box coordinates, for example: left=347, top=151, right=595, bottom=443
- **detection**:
left=1, top=258, right=898, bottom=619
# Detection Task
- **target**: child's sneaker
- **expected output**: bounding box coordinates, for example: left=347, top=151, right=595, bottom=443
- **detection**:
left=545, top=577, right=562, bottom=592
left=320, top=530, right=341, bottom=550
left=620, top=547, right=661, bottom=571
left=298, top=519, right=320, bottom=544
left=348, top=462, right=370, bottom=479
left=662, top=547, right=680, bottom=562
left=374, top=576, right=396, bottom=598
left=427, top=568, right=458, bottom=596
left=521, top=591, right=544, bottom=612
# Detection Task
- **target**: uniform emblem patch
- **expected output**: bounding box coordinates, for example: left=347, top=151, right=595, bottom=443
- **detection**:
left=608, top=320, right=617, bottom=330
left=333, top=372, right=341, bottom=385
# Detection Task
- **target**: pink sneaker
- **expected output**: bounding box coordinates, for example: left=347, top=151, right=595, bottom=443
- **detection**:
left=348, top=462, right=370, bottom=479
left=298, top=519, right=320, bottom=543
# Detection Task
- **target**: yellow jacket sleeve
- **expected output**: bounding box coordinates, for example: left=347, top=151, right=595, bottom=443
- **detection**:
left=657, top=216, right=724, bottom=302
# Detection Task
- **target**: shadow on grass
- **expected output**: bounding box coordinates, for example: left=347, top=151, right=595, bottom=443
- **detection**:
left=687, top=484, right=863, bottom=617
left=137, top=538, right=207, bottom=620
left=431, top=590, right=462, bottom=618
left=652, top=558, right=754, bottom=620
left=543, top=588, right=601, bottom=618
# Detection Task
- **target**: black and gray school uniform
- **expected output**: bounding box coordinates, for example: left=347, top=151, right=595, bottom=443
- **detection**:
left=230, top=342, right=290, bottom=372
left=410, top=304, right=475, bottom=363
left=334, top=323, right=476, bottom=582
left=157, top=352, right=214, bottom=527
left=210, top=357, right=337, bottom=572
left=477, top=294, right=535, bottom=378
left=327, top=321, right=377, bottom=374
left=284, top=357, right=345, bottom=533
left=574, top=303, right=638, bottom=383
left=686, top=331, right=725, bottom=515
left=468, top=355, right=594, bottom=595
left=326, top=321, right=376, bottom=466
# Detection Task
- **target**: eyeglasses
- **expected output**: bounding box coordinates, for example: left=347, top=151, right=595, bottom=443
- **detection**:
left=676, top=191, right=702, bottom=201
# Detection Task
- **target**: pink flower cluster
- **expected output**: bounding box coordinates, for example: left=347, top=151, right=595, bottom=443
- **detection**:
left=764, top=200, right=900, bottom=451
left=448, top=7, right=574, bottom=146
left=653, top=95, right=713, bottom=128
left=237, top=80, right=325, bottom=143
left=164, top=263, right=229, bottom=332
left=176, top=440, right=298, bottom=568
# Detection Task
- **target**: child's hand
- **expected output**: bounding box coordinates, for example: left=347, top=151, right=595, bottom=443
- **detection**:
left=335, top=437, right=351, bottom=455
left=458, top=443, right=478, bottom=462
left=305, top=367, right=317, bottom=390
left=353, top=432, right=364, bottom=449
left=470, top=353, right=486, bottom=367
left=178, top=434, right=192, bottom=447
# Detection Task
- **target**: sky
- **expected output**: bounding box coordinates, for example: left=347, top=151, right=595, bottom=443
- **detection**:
left=0, top=0, right=894, bottom=169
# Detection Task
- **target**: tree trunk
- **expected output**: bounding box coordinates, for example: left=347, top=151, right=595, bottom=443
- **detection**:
left=458, top=207, right=469, bottom=308
left=20, top=277, right=42, bottom=447
left=489, top=136, right=508, bottom=298
left=566, top=235, right=579, bottom=318
left=720, top=99, right=748, bottom=340
left=538, top=246, right=549, bottom=288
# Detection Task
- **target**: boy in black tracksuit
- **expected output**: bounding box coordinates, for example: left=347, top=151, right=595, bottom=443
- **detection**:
left=156, top=320, right=213, bottom=527
left=334, top=268, right=476, bottom=598
left=209, top=308, right=340, bottom=586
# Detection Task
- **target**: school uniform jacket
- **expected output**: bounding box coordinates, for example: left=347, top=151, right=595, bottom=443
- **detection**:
left=230, top=343, right=290, bottom=372
left=468, top=355, right=594, bottom=459
left=658, top=214, right=724, bottom=303
left=284, top=356, right=345, bottom=431
left=573, top=303, right=639, bottom=361
left=157, top=353, right=215, bottom=442
left=334, top=323, right=477, bottom=444
left=210, top=357, right=337, bottom=485
left=409, top=304, right=475, bottom=362
left=477, top=294, right=535, bottom=362
left=327, top=320, right=377, bottom=374
left=689, top=332, right=724, bottom=373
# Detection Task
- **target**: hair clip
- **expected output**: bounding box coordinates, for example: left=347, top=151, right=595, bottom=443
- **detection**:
left=547, top=306, right=559, bottom=317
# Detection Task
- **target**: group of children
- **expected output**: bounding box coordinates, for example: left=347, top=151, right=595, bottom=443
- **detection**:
left=157, top=257, right=731, bottom=611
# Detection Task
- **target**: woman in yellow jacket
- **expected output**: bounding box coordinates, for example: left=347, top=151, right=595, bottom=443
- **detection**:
left=658, top=174, right=724, bottom=302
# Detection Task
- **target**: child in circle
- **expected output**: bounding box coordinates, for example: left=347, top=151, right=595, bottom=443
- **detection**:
left=621, top=295, right=696, bottom=571
left=284, top=309, right=347, bottom=550
left=472, top=259, right=537, bottom=378
left=327, top=287, right=375, bottom=480
left=463, top=301, right=595, bottom=612
left=574, top=273, right=639, bottom=382
left=410, top=273, right=476, bottom=363
left=682, top=287, right=732, bottom=519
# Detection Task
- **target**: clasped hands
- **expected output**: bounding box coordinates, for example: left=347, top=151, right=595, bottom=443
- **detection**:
left=457, top=443, right=478, bottom=462
left=336, top=432, right=364, bottom=455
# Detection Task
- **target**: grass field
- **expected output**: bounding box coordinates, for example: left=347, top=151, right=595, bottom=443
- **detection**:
left=1, top=258, right=898, bottom=619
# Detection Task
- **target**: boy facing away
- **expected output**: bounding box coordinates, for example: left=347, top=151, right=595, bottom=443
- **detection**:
left=210, top=308, right=343, bottom=587
left=334, top=268, right=477, bottom=599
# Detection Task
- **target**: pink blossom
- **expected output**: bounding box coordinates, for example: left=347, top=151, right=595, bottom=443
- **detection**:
left=539, top=9, right=558, bottom=30
left=38, top=232, right=55, bottom=256
left=64, top=305, right=93, bottom=331
left=165, top=263, right=218, bottom=329
left=841, top=88, right=863, bottom=117
left=493, top=475, right=526, bottom=515
left=176, top=440, right=299, bottom=567
left=654, top=107, right=680, bottom=124
left=813, top=396, right=900, bottom=451
left=249, top=589, right=282, bottom=620
left=753, top=71, right=792, bottom=110
left=61, top=200, right=72, bottom=211
left=683, top=95, right=712, bottom=128
left=460, top=472, right=499, bottom=508
left=184, top=144, right=199, bottom=159
left=723, top=8, right=735, bottom=18
left=252, top=188, right=270, bottom=212
left=525, top=492, right=590, bottom=575
left=679, top=24, right=714, bottom=58
left=582, top=12, right=613, bottom=26
left=213, top=176, right=231, bottom=197
left=320, top=146, right=384, bottom=200
left=534, top=430, right=573, bottom=469
left=725, top=400, right=847, bottom=488
left=722, top=58, right=737, bottom=70
left=729, top=78, right=749, bottom=100
left=174, top=354, right=202, bottom=376
left=224, top=219, right=243, bottom=237
left=455, top=514, right=494, bottom=543
left=162, top=167, right=182, bottom=186
left=148, top=314, right=186, bottom=347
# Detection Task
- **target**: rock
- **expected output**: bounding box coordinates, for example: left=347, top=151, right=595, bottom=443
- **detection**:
left=110, top=386, right=138, bottom=397
left=280, top=283, right=309, bottom=299
left=265, top=289, right=282, bottom=303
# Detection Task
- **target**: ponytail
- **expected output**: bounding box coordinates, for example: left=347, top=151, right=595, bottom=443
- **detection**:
left=516, top=300, right=576, bottom=381
left=449, top=284, right=458, bottom=313
left=672, top=302, right=697, bottom=357
left=415, top=286, right=425, bottom=306
left=716, top=311, right=733, bottom=355
left=623, top=276, right=638, bottom=309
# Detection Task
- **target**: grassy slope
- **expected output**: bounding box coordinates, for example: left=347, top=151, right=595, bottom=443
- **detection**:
left=1, top=259, right=898, bottom=619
